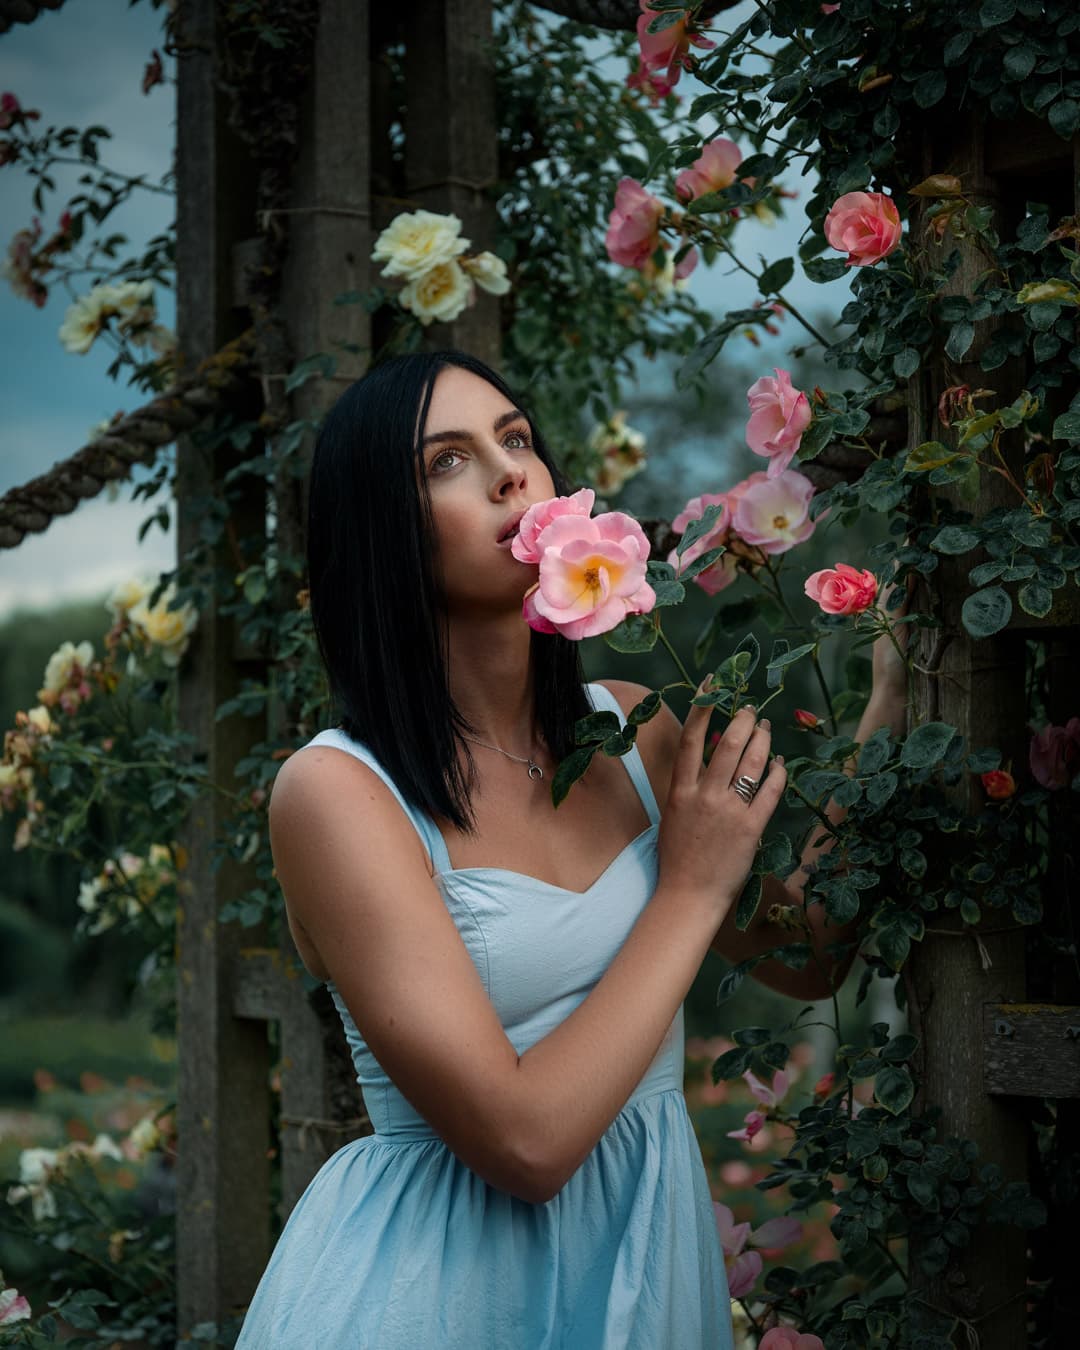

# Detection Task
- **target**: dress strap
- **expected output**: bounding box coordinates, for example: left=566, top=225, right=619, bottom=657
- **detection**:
left=585, top=682, right=662, bottom=826
left=301, top=729, right=453, bottom=874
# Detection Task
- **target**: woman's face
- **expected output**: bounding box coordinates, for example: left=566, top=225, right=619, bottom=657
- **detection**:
left=419, top=365, right=556, bottom=615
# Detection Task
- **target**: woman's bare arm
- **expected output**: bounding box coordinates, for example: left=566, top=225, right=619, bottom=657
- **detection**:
left=270, top=702, right=784, bottom=1206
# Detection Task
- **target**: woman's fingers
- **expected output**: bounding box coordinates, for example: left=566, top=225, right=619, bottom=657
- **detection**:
left=749, top=754, right=787, bottom=822
left=670, top=677, right=717, bottom=795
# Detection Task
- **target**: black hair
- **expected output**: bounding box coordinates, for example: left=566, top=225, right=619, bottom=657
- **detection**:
left=307, top=349, right=590, bottom=833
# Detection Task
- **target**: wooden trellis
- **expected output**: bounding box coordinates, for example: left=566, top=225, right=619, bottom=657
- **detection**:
left=172, top=0, right=502, bottom=1332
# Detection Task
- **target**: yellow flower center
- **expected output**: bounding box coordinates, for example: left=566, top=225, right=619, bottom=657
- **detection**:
left=772, top=513, right=789, bottom=530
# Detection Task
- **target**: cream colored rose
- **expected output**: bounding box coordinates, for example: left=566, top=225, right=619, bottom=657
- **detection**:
left=372, top=210, right=468, bottom=282
left=129, top=1116, right=161, bottom=1157
left=461, top=251, right=511, bottom=296
left=107, top=575, right=151, bottom=621
left=586, top=412, right=647, bottom=497
left=25, top=706, right=54, bottom=735
left=41, top=640, right=93, bottom=694
left=399, top=261, right=473, bottom=326
left=129, top=585, right=198, bottom=667
left=59, top=290, right=111, bottom=354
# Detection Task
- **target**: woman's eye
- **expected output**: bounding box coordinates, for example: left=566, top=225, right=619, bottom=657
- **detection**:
left=430, top=449, right=463, bottom=473
left=505, top=429, right=532, bottom=449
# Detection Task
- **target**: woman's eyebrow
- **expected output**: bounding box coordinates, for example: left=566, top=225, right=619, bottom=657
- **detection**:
left=421, top=409, right=527, bottom=449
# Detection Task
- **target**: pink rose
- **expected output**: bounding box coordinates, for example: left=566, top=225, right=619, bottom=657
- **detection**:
left=760, top=1329, right=826, bottom=1350
left=744, top=1067, right=790, bottom=1108
left=0, top=1285, right=31, bottom=1326
left=795, top=709, right=823, bottom=731
left=675, top=136, right=742, bottom=203
left=1029, top=718, right=1080, bottom=790
left=981, top=769, right=1016, bottom=800
left=605, top=178, right=664, bottom=271
left=733, top=471, right=818, bottom=555
left=746, top=368, right=813, bottom=477
left=627, top=1, right=716, bottom=101
left=804, top=563, right=878, bottom=615
left=824, top=190, right=903, bottom=267
left=714, top=1203, right=803, bottom=1300
left=666, top=492, right=737, bottom=595
left=524, top=511, right=655, bottom=640
left=511, top=488, right=595, bottom=565
left=726, top=1109, right=766, bottom=1143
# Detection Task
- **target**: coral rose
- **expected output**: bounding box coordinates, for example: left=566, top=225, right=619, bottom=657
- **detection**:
left=804, top=563, right=878, bottom=615
left=511, top=489, right=596, bottom=565
left=675, top=136, right=742, bottom=203
left=824, top=190, right=902, bottom=267
left=733, top=471, right=818, bottom=555
left=981, top=769, right=1016, bottom=800
left=523, top=512, right=655, bottom=640
left=745, top=367, right=813, bottom=477
left=605, top=178, right=664, bottom=271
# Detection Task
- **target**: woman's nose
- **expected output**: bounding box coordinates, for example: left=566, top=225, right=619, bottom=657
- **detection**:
left=491, top=453, right=527, bottom=499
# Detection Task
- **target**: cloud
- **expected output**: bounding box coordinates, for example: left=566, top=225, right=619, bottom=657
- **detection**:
left=0, top=491, right=174, bottom=620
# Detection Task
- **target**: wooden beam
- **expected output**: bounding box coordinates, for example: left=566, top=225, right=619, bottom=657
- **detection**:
left=984, top=1004, right=1080, bottom=1099
left=174, top=0, right=272, bottom=1331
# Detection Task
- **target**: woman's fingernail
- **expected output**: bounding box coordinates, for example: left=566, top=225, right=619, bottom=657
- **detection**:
left=776, top=754, right=785, bottom=765
left=759, top=718, right=771, bottom=730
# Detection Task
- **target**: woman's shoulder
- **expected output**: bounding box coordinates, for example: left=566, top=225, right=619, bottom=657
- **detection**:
left=591, top=678, right=681, bottom=813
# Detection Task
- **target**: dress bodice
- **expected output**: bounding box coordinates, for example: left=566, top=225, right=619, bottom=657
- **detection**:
left=302, top=683, right=679, bottom=1141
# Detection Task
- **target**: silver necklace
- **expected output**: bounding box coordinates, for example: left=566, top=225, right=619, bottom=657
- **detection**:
left=463, top=735, right=544, bottom=781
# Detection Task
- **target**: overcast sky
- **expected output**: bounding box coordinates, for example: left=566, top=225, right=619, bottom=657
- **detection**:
left=0, top=0, right=848, bottom=621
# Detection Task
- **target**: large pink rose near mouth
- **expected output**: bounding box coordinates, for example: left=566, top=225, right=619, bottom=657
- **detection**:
left=511, top=488, right=595, bottom=564
left=523, top=511, right=656, bottom=640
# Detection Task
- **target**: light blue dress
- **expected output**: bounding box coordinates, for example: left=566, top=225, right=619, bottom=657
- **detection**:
left=235, top=683, right=733, bottom=1349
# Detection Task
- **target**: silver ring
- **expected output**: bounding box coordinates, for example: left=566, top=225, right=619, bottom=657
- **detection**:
left=731, top=774, right=760, bottom=805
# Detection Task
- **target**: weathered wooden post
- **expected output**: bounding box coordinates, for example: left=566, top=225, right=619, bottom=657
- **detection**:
left=173, top=0, right=272, bottom=1331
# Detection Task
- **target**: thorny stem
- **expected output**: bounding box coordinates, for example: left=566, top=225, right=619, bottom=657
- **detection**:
left=656, top=624, right=695, bottom=689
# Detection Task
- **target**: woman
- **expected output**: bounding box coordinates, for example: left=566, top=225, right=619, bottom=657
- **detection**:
left=235, top=350, right=906, bottom=1348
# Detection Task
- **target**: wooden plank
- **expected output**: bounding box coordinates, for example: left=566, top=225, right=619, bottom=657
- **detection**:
left=404, top=0, right=501, bottom=367
left=174, top=0, right=272, bottom=1331
left=984, top=1004, right=1080, bottom=1098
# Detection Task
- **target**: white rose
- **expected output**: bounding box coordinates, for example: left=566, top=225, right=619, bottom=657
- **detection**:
left=41, top=640, right=93, bottom=694
left=0, top=763, right=19, bottom=790
left=25, top=706, right=54, bottom=735
left=77, top=875, right=105, bottom=914
left=461, top=251, right=511, bottom=296
left=398, top=261, right=473, bottom=327
left=59, top=289, right=110, bottom=354
left=129, top=1116, right=161, bottom=1157
left=129, top=585, right=198, bottom=667
left=90, top=1133, right=124, bottom=1163
left=372, top=210, right=468, bottom=282
left=18, top=1148, right=60, bottom=1187
left=107, top=576, right=151, bottom=621
left=109, top=280, right=154, bottom=315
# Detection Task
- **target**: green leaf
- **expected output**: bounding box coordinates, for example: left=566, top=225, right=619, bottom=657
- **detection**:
left=733, top=631, right=761, bottom=680
left=893, top=348, right=921, bottom=379
left=733, top=1025, right=773, bottom=1047
left=901, top=721, right=957, bottom=768
left=904, top=440, right=960, bottom=472
left=876, top=920, right=910, bottom=971
left=823, top=880, right=860, bottom=924
left=677, top=503, right=725, bottom=557
left=766, top=638, right=789, bottom=688
left=1051, top=408, right=1080, bottom=441
left=913, top=69, right=947, bottom=109
left=735, top=872, right=763, bottom=931
left=680, top=546, right=725, bottom=581
left=961, top=585, right=1012, bottom=638
left=758, top=256, right=794, bottom=294
left=880, top=1032, right=919, bottom=1063
left=712, top=1046, right=754, bottom=1080
left=603, top=613, right=658, bottom=653
left=285, top=351, right=337, bottom=393
left=858, top=728, right=893, bottom=775
left=979, top=0, right=1016, bottom=23
left=575, top=710, right=622, bottom=744
left=1049, top=97, right=1080, bottom=140
left=1018, top=580, right=1053, bottom=617
left=803, top=256, right=848, bottom=284
left=960, top=896, right=982, bottom=925
left=931, top=524, right=981, bottom=554
left=875, top=1064, right=915, bottom=1114
left=865, top=771, right=899, bottom=808
left=766, top=641, right=816, bottom=672
left=628, top=690, right=662, bottom=726
left=551, top=744, right=598, bottom=808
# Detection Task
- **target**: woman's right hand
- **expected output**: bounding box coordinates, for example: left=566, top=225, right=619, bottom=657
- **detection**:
left=656, top=696, right=787, bottom=925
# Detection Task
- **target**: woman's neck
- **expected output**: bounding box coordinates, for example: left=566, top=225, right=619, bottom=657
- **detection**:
left=443, top=609, right=540, bottom=754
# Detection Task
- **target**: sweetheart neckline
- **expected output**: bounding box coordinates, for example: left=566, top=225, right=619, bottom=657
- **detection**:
left=434, top=822, right=659, bottom=897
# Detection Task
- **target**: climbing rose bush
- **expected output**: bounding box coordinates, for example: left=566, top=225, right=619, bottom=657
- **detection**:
left=371, top=210, right=511, bottom=325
